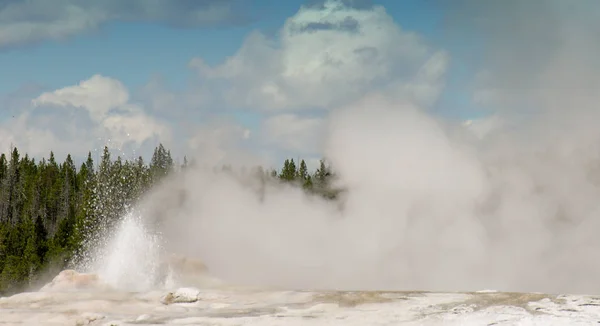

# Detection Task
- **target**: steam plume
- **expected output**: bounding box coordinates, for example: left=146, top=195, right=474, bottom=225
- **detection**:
left=101, top=0, right=600, bottom=295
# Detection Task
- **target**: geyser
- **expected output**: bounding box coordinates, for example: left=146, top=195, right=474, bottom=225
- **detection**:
left=77, top=211, right=164, bottom=292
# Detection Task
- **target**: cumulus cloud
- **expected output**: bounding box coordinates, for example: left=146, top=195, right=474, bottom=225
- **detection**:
left=0, top=0, right=450, bottom=163
left=33, top=75, right=172, bottom=147
left=305, top=0, right=374, bottom=10
left=33, top=75, right=129, bottom=121
left=189, top=0, right=447, bottom=111
left=0, top=104, right=96, bottom=160
left=0, top=0, right=249, bottom=49
left=182, top=0, right=451, bottom=158
left=0, top=75, right=172, bottom=161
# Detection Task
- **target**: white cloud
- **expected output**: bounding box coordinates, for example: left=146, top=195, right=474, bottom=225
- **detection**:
left=102, top=112, right=170, bottom=148
left=0, top=0, right=246, bottom=49
left=33, top=75, right=129, bottom=121
left=33, top=75, right=172, bottom=149
left=0, top=2, right=104, bottom=47
left=0, top=0, right=453, bottom=164
left=0, top=75, right=172, bottom=161
left=0, top=107, right=95, bottom=160
left=183, top=0, right=450, bottom=158
left=190, top=0, right=447, bottom=111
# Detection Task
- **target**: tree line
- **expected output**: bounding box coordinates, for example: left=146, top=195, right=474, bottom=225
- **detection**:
left=0, top=144, right=338, bottom=295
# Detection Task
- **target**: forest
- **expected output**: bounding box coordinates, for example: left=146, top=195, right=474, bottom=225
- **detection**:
left=0, top=144, right=338, bottom=295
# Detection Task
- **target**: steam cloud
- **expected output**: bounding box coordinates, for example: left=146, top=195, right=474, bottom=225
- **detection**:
left=116, top=0, right=600, bottom=295
left=137, top=99, right=600, bottom=295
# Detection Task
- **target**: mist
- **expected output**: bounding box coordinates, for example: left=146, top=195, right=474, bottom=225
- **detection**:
left=129, top=96, right=596, bottom=295
left=121, top=1, right=600, bottom=295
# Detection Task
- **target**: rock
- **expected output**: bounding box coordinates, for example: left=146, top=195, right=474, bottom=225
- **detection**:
left=40, top=270, right=109, bottom=292
left=160, top=287, right=201, bottom=305
left=160, top=292, right=174, bottom=305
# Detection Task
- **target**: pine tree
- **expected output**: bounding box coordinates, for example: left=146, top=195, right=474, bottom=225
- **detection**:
left=5, top=147, right=21, bottom=224
left=303, top=174, right=313, bottom=190
left=315, top=159, right=328, bottom=186
left=150, top=143, right=173, bottom=182
left=76, top=153, right=96, bottom=248
left=0, top=154, right=7, bottom=183
left=298, top=159, right=308, bottom=181
left=0, top=154, right=7, bottom=223
left=279, top=159, right=297, bottom=182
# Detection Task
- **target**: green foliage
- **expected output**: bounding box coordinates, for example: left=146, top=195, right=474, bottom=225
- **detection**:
left=279, top=159, right=297, bottom=182
left=150, top=143, right=173, bottom=183
left=0, top=142, right=341, bottom=295
left=0, top=144, right=173, bottom=295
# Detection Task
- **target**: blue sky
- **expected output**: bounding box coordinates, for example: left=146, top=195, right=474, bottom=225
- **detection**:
left=2, top=0, right=574, bottom=165
left=0, top=0, right=460, bottom=93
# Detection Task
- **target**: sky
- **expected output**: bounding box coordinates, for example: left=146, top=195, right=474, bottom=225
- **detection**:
left=0, top=0, right=597, bottom=168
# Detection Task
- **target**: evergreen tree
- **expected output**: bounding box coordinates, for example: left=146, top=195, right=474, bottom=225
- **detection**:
left=150, top=143, right=173, bottom=182
left=0, top=154, right=7, bottom=222
left=74, top=152, right=96, bottom=255
left=315, top=159, right=329, bottom=186
left=5, top=147, right=21, bottom=224
left=0, top=154, right=7, bottom=184
left=303, top=175, right=313, bottom=190
left=298, top=159, right=308, bottom=181
left=279, top=159, right=297, bottom=182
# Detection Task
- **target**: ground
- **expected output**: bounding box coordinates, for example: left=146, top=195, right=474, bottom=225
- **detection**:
left=1, top=273, right=600, bottom=325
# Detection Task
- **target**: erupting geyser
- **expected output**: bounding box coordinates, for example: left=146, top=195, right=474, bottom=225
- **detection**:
left=86, top=212, right=164, bottom=292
